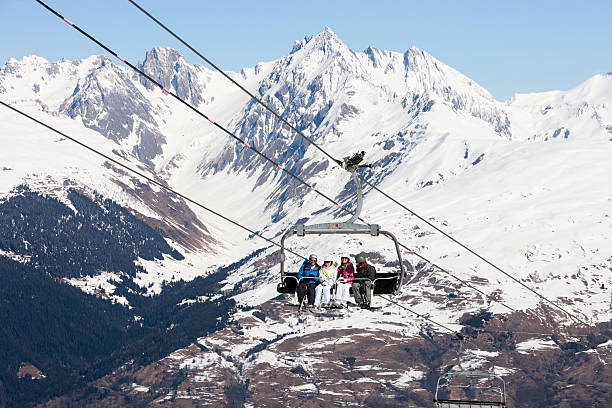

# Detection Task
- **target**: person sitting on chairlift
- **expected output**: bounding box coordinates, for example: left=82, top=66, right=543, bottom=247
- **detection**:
left=297, top=254, right=321, bottom=308
left=335, top=256, right=354, bottom=306
left=352, top=254, right=376, bottom=308
left=315, top=259, right=336, bottom=308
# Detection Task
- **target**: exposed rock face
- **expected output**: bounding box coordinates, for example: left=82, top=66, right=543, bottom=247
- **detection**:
left=59, top=56, right=165, bottom=164
left=104, top=161, right=218, bottom=253
left=193, top=28, right=517, bottom=222
left=139, top=47, right=205, bottom=106
left=16, top=363, right=45, bottom=380
left=104, top=162, right=218, bottom=253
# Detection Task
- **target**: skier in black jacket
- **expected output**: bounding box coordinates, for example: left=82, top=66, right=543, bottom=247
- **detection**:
left=352, top=254, right=376, bottom=308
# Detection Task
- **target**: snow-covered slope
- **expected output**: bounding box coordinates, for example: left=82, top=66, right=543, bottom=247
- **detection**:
left=1, top=28, right=610, bottom=320
left=507, top=71, right=612, bottom=142
left=2, top=26, right=611, bottom=407
left=169, top=29, right=611, bottom=326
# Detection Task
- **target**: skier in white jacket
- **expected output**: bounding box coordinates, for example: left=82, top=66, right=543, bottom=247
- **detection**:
left=314, top=260, right=336, bottom=308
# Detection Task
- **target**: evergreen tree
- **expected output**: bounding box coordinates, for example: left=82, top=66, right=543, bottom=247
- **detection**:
left=0, top=188, right=247, bottom=406
left=0, top=380, right=6, bottom=408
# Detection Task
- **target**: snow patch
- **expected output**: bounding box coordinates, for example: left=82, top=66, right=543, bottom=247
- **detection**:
left=393, top=369, right=425, bottom=386
left=516, top=338, right=559, bottom=354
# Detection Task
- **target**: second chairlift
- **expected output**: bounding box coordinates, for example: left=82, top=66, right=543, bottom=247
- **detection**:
left=434, top=334, right=508, bottom=408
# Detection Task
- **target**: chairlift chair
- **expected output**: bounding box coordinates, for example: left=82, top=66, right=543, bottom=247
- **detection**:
left=433, top=334, right=507, bottom=408
left=277, top=152, right=406, bottom=296
left=433, top=370, right=507, bottom=408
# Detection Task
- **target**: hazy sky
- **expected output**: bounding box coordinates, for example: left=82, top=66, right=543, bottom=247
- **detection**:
left=2, top=0, right=611, bottom=101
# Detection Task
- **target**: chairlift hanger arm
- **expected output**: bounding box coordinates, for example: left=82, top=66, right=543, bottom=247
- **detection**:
left=334, top=151, right=372, bottom=224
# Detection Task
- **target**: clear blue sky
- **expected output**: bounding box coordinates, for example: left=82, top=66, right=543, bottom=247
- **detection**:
left=1, top=0, right=611, bottom=101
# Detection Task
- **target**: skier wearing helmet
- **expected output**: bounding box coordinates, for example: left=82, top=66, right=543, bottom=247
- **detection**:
left=352, top=254, right=376, bottom=308
left=335, top=256, right=354, bottom=306
left=296, top=254, right=321, bottom=308
left=314, top=259, right=336, bottom=308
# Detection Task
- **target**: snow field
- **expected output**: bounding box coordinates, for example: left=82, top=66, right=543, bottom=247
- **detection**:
left=1, top=30, right=611, bottom=327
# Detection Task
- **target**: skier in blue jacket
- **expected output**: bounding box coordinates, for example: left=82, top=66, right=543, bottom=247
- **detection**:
left=297, top=254, right=321, bottom=308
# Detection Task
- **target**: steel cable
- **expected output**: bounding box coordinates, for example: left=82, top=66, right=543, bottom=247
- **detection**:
left=32, top=0, right=513, bottom=315
left=1, top=100, right=472, bottom=339
left=33, top=0, right=587, bottom=325
left=0, top=100, right=302, bottom=260
left=125, top=0, right=588, bottom=325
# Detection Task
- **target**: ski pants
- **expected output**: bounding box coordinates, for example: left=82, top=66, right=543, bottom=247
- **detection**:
left=297, top=281, right=317, bottom=306
left=335, top=282, right=352, bottom=302
left=352, top=280, right=372, bottom=305
left=314, top=283, right=331, bottom=306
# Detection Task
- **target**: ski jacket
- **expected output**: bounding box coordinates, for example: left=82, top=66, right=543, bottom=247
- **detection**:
left=337, top=263, right=354, bottom=284
left=354, top=262, right=376, bottom=281
left=297, top=260, right=320, bottom=283
left=319, top=265, right=336, bottom=286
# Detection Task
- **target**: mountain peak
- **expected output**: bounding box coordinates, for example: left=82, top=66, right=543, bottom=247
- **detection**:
left=310, top=26, right=343, bottom=45
left=403, top=45, right=430, bottom=66
left=138, top=47, right=203, bottom=105
left=2, top=55, right=49, bottom=75
left=316, top=26, right=337, bottom=38
left=364, top=45, right=389, bottom=68
left=142, top=47, right=186, bottom=66
left=291, top=27, right=347, bottom=55
left=563, top=70, right=612, bottom=105
left=15, top=55, right=50, bottom=65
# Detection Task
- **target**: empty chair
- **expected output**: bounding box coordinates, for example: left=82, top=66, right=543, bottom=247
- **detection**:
left=276, top=272, right=299, bottom=294
left=372, top=272, right=400, bottom=295
left=434, top=370, right=507, bottom=408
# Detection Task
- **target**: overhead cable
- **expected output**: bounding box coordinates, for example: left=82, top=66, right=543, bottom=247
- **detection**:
left=33, top=0, right=344, bottom=235
left=381, top=295, right=460, bottom=336
left=125, top=0, right=587, bottom=326
left=0, top=100, right=301, bottom=260
left=365, top=180, right=588, bottom=326
left=126, top=0, right=340, bottom=165
left=1, top=102, right=466, bottom=340
left=33, top=0, right=514, bottom=315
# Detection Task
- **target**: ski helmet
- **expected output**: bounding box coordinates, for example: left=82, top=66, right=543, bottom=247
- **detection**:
left=309, top=254, right=317, bottom=261
left=355, top=255, right=366, bottom=263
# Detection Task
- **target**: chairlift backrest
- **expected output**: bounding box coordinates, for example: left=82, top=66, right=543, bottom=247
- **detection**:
left=434, top=371, right=507, bottom=408
left=277, top=272, right=298, bottom=294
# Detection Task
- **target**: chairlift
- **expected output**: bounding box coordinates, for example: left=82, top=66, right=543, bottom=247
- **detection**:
left=277, top=151, right=406, bottom=296
left=434, top=334, right=507, bottom=408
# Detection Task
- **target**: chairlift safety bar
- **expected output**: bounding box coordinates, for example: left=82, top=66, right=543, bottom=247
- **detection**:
left=280, top=224, right=406, bottom=292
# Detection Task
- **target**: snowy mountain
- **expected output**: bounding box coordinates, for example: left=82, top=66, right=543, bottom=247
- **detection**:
left=0, top=27, right=610, bottom=406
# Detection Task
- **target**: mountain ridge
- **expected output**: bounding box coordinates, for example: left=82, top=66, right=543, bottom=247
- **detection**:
left=0, top=27, right=611, bottom=407
left=2, top=27, right=611, bottom=295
